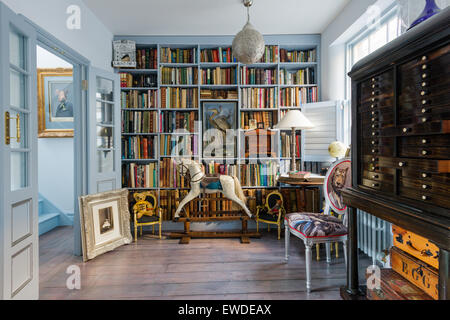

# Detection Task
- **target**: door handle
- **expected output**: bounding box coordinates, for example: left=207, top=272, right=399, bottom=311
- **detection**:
left=5, top=112, right=20, bottom=145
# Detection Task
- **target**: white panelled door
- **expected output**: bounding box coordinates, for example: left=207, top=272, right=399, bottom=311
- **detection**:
left=0, top=3, right=38, bottom=299
left=88, top=67, right=121, bottom=194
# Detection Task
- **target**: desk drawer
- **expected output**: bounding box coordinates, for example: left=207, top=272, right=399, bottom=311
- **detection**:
left=399, top=135, right=450, bottom=159
left=361, top=178, right=394, bottom=193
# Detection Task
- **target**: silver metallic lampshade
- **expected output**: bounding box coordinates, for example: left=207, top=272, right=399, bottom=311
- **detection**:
left=232, top=0, right=265, bottom=65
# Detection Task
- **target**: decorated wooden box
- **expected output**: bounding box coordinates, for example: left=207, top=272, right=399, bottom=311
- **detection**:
left=390, top=246, right=439, bottom=300
left=392, top=225, right=440, bottom=269
left=366, top=268, right=432, bottom=300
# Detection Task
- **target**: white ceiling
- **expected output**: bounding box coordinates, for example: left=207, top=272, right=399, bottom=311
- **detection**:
left=82, top=0, right=351, bottom=36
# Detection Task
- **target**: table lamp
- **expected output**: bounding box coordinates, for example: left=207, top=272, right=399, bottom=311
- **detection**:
left=274, top=110, right=314, bottom=173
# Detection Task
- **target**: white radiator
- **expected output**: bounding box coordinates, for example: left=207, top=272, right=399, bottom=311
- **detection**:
left=357, top=210, right=392, bottom=266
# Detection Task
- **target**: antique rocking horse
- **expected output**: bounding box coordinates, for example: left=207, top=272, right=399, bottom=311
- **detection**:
left=173, top=158, right=254, bottom=221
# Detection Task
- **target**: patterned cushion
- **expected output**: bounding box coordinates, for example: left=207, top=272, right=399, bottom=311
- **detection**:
left=285, top=212, right=347, bottom=238
left=137, top=215, right=159, bottom=223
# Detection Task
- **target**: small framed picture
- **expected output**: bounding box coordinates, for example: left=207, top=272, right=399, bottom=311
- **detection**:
left=37, top=68, right=74, bottom=138
left=249, top=119, right=257, bottom=130
left=79, top=189, right=132, bottom=262
left=257, top=122, right=265, bottom=129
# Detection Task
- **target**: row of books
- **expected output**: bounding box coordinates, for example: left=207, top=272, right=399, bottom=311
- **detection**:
left=200, top=47, right=236, bottom=63
left=160, top=87, right=199, bottom=109
left=160, top=67, right=198, bottom=85
left=160, top=111, right=198, bottom=133
left=280, top=87, right=318, bottom=106
left=280, top=48, right=317, bottom=63
left=280, top=188, right=320, bottom=213
left=258, top=45, right=279, bottom=63
left=239, top=162, right=278, bottom=187
left=159, top=134, right=199, bottom=157
left=200, top=67, right=237, bottom=85
left=160, top=158, right=190, bottom=188
left=122, top=136, right=156, bottom=160
left=120, top=73, right=158, bottom=88
left=204, top=161, right=238, bottom=176
left=122, top=111, right=158, bottom=133
left=160, top=47, right=196, bottom=64
left=121, top=90, right=158, bottom=109
left=240, top=111, right=275, bottom=130
left=122, top=163, right=158, bottom=188
left=279, top=68, right=315, bottom=85
left=200, top=89, right=238, bottom=100
left=136, top=48, right=158, bottom=69
left=241, top=88, right=278, bottom=109
left=240, top=67, right=277, bottom=85
left=280, top=133, right=301, bottom=158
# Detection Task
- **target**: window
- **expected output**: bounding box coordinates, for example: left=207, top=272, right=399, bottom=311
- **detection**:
left=343, top=5, right=401, bottom=145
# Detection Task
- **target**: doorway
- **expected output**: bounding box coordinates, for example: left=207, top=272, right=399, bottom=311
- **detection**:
left=36, top=45, right=75, bottom=236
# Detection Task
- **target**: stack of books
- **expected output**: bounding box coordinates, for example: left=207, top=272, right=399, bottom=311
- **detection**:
left=122, top=163, right=157, bottom=188
left=122, top=111, right=158, bottom=133
left=161, top=67, right=198, bottom=85
left=122, top=136, right=155, bottom=160
left=258, top=45, right=278, bottom=63
left=159, top=134, right=198, bottom=157
left=241, top=88, right=277, bottom=109
left=136, top=48, right=158, bottom=69
left=200, top=67, right=237, bottom=85
left=160, top=111, right=198, bottom=133
left=119, top=73, right=157, bottom=88
left=240, top=67, right=277, bottom=85
left=280, top=87, right=318, bottom=106
left=121, top=90, right=158, bottom=109
left=280, top=49, right=316, bottom=63
left=279, top=68, right=315, bottom=85
left=240, top=111, right=274, bottom=130
left=200, top=47, right=235, bottom=63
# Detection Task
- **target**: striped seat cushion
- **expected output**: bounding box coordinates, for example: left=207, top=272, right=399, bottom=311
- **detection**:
left=286, top=212, right=347, bottom=238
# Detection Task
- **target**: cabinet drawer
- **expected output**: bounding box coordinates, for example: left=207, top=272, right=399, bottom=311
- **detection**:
left=362, top=138, right=394, bottom=157
left=400, top=176, right=448, bottom=195
left=399, top=145, right=450, bottom=159
left=399, top=81, right=450, bottom=104
left=362, top=170, right=393, bottom=182
left=399, top=91, right=450, bottom=115
left=399, top=44, right=450, bottom=75
left=397, top=120, right=450, bottom=136
left=361, top=178, right=394, bottom=192
left=359, top=98, right=394, bottom=113
left=374, top=156, right=450, bottom=173
left=399, top=184, right=450, bottom=210
left=400, top=169, right=450, bottom=185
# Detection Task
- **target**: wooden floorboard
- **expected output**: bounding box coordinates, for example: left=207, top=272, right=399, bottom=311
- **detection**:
left=39, top=226, right=371, bottom=300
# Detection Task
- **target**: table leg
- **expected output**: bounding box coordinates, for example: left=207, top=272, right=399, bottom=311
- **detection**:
left=439, top=248, right=449, bottom=300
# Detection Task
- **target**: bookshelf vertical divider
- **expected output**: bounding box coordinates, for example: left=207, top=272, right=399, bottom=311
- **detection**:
left=116, top=36, right=321, bottom=222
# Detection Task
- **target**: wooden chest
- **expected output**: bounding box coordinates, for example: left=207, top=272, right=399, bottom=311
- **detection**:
left=392, top=225, right=440, bottom=269
left=366, top=268, right=432, bottom=300
left=391, top=246, right=439, bottom=300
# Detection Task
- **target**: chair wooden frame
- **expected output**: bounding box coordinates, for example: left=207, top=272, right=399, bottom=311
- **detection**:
left=255, top=191, right=286, bottom=240
left=284, top=220, right=347, bottom=293
left=133, top=192, right=162, bottom=241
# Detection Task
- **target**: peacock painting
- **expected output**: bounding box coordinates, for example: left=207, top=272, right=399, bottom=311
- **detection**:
left=202, top=102, right=237, bottom=158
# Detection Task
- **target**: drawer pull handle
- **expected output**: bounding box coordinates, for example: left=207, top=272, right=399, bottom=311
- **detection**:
left=371, top=124, right=377, bottom=129
left=422, top=56, right=427, bottom=61
left=421, top=108, right=428, bottom=114
left=422, top=150, right=428, bottom=155
left=371, top=104, right=376, bottom=109
left=372, top=149, right=378, bottom=153
left=399, top=162, right=406, bottom=167
left=422, top=99, right=427, bottom=105
left=422, top=184, right=429, bottom=189
left=422, top=73, right=427, bottom=79
left=422, top=173, right=429, bottom=178
left=371, top=140, right=378, bottom=145
left=422, top=64, right=427, bottom=70
left=402, top=128, right=410, bottom=133
left=422, top=139, right=428, bottom=144
left=422, top=117, right=428, bottom=123
left=371, top=183, right=379, bottom=187
left=422, top=82, right=427, bottom=87
left=372, top=175, right=379, bottom=179
left=420, top=91, right=426, bottom=96
left=422, top=195, right=429, bottom=201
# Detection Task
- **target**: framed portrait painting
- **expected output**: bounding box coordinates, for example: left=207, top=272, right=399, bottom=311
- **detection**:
left=201, top=101, right=237, bottom=158
left=79, top=189, right=132, bottom=262
left=37, top=68, right=74, bottom=138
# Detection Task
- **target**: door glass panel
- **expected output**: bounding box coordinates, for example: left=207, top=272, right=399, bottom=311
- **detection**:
left=10, top=31, right=25, bottom=69
left=11, top=152, right=28, bottom=190
left=9, top=111, right=28, bottom=149
left=97, top=126, right=113, bottom=148
left=10, top=70, right=26, bottom=109
left=97, top=150, right=114, bottom=173
left=96, top=77, right=114, bottom=102
left=96, top=101, right=113, bottom=124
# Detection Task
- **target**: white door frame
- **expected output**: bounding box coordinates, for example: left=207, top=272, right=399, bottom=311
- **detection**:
left=20, top=16, right=91, bottom=256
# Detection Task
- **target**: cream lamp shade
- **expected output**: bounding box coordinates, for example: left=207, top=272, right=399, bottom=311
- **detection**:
left=274, top=110, right=314, bottom=130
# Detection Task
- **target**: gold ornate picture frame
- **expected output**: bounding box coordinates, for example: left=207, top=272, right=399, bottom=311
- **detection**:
left=37, top=68, right=74, bottom=138
left=79, top=189, right=132, bottom=262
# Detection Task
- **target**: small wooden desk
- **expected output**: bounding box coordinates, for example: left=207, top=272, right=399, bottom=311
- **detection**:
left=277, top=175, right=325, bottom=213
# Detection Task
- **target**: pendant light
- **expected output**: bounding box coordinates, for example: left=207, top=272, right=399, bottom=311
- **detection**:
left=232, top=0, right=265, bottom=65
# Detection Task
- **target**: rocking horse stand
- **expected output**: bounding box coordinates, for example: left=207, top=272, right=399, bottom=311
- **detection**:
left=169, top=159, right=260, bottom=244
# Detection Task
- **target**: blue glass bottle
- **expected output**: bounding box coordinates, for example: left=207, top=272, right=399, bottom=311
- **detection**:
left=408, top=0, right=442, bottom=30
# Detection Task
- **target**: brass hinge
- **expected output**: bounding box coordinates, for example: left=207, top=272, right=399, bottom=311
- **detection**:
left=82, top=80, right=88, bottom=91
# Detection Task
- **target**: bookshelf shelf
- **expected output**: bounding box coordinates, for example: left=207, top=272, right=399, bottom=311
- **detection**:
left=115, top=37, right=321, bottom=220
